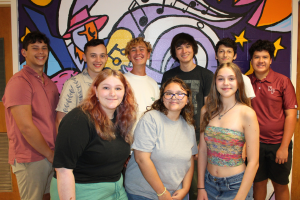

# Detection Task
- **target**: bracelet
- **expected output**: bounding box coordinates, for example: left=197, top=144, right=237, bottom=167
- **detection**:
left=157, top=187, right=167, bottom=196
left=197, top=188, right=205, bottom=189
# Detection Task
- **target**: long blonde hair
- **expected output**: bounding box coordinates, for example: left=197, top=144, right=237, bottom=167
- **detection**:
left=200, top=63, right=250, bottom=132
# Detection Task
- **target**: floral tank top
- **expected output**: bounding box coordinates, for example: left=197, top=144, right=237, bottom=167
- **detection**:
left=204, top=125, right=245, bottom=167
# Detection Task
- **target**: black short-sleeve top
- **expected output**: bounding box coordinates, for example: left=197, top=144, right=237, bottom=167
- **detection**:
left=53, top=107, right=130, bottom=183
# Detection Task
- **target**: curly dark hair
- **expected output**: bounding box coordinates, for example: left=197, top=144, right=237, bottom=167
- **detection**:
left=215, top=38, right=237, bottom=55
left=22, top=31, right=50, bottom=50
left=170, top=33, right=198, bottom=62
left=147, top=77, right=194, bottom=126
left=249, top=40, right=275, bottom=59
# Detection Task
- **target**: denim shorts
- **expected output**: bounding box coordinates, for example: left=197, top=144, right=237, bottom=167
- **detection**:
left=205, top=170, right=253, bottom=200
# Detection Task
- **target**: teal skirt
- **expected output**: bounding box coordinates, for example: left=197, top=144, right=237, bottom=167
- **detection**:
left=50, top=175, right=127, bottom=200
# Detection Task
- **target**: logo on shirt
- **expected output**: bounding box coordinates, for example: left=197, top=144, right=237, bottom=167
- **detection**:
left=183, top=80, right=200, bottom=115
left=151, top=97, right=155, bottom=101
left=268, top=86, right=275, bottom=94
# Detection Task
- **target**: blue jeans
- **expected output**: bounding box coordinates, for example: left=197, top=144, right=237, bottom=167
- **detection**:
left=205, top=170, right=253, bottom=200
left=126, top=192, right=152, bottom=200
left=127, top=191, right=188, bottom=200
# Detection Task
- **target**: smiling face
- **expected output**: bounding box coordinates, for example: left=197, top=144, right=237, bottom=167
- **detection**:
left=175, top=43, right=194, bottom=64
left=216, top=67, right=238, bottom=99
left=127, top=42, right=150, bottom=69
left=251, top=50, right=272, bottom=78
left=83, top=44, right=108, bottom=79
left=21, top=41, right=49, bottom=69
left=95, top=75, right=125, bottom=118
left=215, top=45, right=237, bottom=65
left=163, top=82, right=188, bottom=116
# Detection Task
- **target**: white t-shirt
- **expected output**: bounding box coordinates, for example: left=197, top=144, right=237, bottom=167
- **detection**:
left=242, top=74, right=255, bottom=99
left=124, top=72, right=160, bottom=128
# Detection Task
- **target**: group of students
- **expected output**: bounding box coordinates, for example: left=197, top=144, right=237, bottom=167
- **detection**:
left=2, top=30, right=297, bottom=200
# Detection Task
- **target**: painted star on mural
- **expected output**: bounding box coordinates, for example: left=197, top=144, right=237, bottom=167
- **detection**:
left=273, top=37, right=284, bottom=58
left=234, top=30, right=248, bottom=48
left=21, top=27, right=31, bottom=42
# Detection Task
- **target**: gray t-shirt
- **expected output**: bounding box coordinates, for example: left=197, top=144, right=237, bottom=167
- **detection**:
left=125, top=110, right=198, bottom=199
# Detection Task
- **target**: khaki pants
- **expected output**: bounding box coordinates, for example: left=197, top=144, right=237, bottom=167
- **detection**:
left=11, top=158, right=54, bottom=200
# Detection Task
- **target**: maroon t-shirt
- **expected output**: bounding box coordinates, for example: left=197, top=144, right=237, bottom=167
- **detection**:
left=249, top=69, right=297, bottom=144
left=2, top=65, right=59, bottom=164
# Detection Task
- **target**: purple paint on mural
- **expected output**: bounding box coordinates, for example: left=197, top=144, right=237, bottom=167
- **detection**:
left=73, top=0, right=97, bottom=15
left=17, top=0, right=292, bottom=83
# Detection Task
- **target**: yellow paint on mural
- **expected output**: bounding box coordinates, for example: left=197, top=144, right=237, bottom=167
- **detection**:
left=245, top=62, right=254, bottom=76
left=273, top=38, right=284, bottom=58
left=106, top=29, right=133, bottom=70
left=235, top=30, right=248, bottom=47
left=21, top=27, right=31, bottom=42
left=31, top=0, right=52, bottom=6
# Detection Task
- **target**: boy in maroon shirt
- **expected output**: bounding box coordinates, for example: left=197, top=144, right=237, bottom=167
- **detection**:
left=2, top=31, right=59, bottom=200
left=248, top=40, right=297, bottom=200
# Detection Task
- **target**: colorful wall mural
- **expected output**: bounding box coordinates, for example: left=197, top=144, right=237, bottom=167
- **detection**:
left=18, top=0, right=292, bottom=199
left=18, top=0, right=291, bottom=94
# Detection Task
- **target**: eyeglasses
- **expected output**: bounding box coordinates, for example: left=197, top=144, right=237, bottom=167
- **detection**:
left=163, top=92, right=187, bottom=100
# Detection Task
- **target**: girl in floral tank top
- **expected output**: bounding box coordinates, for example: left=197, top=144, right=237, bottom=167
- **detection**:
left=197, top=63, right=259, bottom=200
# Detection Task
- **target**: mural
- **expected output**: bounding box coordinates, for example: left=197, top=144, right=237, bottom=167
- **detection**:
left=18, top=0, right=291, bottom=95
left=18, top=0, right=292, bottom=199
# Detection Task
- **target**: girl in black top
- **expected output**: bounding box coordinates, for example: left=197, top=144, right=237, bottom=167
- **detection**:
left=50, top=69, right=137, bottom=200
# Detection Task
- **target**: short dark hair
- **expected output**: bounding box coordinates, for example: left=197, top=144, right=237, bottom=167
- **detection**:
left=84, top=39, right=106, bottom=54
left=249, top=40, right=275, bottom=59
left=170, top=33, right=198, bottom=62
left=215, top=38, right=237, bottom=55
left=22, top=31, right=50, bottom=50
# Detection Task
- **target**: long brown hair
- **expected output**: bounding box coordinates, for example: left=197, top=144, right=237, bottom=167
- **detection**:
left=200, top=63, right=250, bottom=132
left=147, top=77, right=194, bottom=126
left=80, top=69, right=137, bottom=144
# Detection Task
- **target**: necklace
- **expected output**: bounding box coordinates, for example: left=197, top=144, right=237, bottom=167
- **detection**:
left=218, top=101, right=237, bottom=120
